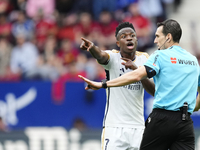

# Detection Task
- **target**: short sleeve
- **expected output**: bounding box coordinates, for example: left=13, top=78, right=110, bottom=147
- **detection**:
left=144, top=50, right=161, bottom=74
left=101, top=49, right=119, bottom=70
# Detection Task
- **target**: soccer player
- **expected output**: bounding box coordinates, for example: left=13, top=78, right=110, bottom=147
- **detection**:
left=79, top=19, right=199, bottom=150
left=80, top=22, right=155, bottom=150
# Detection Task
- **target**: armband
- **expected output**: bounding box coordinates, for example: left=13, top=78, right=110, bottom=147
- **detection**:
left=144, top=65, right=156, bottom=78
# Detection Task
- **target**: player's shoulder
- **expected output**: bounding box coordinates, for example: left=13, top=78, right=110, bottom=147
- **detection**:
left=105, top=49, right=120, bottom=56
left=111, top=49, right=120, bottom=53
left=136, top=51, right=149, bottom=59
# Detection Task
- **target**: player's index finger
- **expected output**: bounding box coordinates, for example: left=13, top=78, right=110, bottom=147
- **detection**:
left=81, top=37, right=89, bottom=42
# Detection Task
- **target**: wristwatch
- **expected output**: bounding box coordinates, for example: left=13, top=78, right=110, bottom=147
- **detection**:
left=101, top=79, right=107, bottom=89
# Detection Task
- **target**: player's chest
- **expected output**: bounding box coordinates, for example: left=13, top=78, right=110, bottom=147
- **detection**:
left=113, top=57, right=144, bottom=76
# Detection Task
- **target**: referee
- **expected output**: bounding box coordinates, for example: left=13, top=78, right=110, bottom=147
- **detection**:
left=79, top=19, right=200, bottom=150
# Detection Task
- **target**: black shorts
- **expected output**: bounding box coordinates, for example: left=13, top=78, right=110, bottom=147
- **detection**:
left=140, top=108, right=195, bottom=150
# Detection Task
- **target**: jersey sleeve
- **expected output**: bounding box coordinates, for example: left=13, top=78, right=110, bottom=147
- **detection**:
left=141, top=52, right=149, bottom=64
left=101, top=49, right=119, bottom=70
left=144, top=50, right=161, bottom=74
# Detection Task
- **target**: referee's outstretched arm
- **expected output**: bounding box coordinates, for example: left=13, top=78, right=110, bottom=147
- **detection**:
left=194, top=86, right=200, bottom=112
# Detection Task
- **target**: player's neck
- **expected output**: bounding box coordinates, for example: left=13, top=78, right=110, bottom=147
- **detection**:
left=120, top=51, right=136, bottom=61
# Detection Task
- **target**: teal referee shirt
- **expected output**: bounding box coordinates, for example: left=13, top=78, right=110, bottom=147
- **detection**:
left=144, top=46, right=199, bottom=114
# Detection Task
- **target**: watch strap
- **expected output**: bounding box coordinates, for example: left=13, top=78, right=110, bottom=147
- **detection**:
left=101, top=79, right=107, bottom=89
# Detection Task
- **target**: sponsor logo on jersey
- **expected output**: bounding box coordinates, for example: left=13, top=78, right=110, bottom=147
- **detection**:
left=123, top=81, right=141, bottom=90
left=178, top=59, right=198, bottom=66
left=170, top=57, right=197, bottom=66
left=170, top=57, right=177, bottom=64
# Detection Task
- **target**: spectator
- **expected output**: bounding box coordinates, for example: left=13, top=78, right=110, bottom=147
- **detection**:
left=26, top=0, right=55, bottom=19
left=139, top=0, right=165, bottom=22
left=10, top=34, right=39, bottom=80
left=57, top=13, right=78, bottom=41
left=43, top=35, right=64, bottom=77
left=96, top=10, right=118, bottom=49
left=33, top=55, right=61, bottom=81
left=0, top=13, right=11, bottom=39
left=74, top=12, right=99, bottom=48
left=71, top=0, right=93, bottom=15
left=27, top=35, right=63, bottom=81
left=0, top=0, right=12, bottom=14
left=34, top=9, right=58, bottom=51
left=10, top=0, right=27, bottom=11
left=0, top=36, right=11, bottom=76
left=123, top=2, right=153, bottom=51
left=0, top=36, right=19, bottom=81
left=73, top=117, right=87, bottom=131
left=92, top=0, right=117, bottom=20
left=55, top=0, right=75, bottom=15
left=11, top=10, right=35, bottom=40
left=57, top=39, right=79, bottom=66
left=116, top=0, right=137, bottom=10
left=76, top=53, right=105, bottom=81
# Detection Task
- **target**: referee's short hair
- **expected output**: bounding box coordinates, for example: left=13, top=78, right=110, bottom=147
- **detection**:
left=157, top=19, right=182, bottom=43
left=115, top=22, right=135, bottom=40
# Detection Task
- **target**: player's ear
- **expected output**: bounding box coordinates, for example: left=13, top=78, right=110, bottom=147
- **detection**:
left=116, top=41, right=120, bottom=47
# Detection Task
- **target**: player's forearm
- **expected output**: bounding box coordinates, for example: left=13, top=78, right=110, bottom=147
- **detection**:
left=141, top=79, right=155, bottom=96
left=89, top=45, right=108, bottom=64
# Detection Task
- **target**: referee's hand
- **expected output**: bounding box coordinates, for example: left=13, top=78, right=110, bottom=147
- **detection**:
left=78, top=75, right=102, bottom=90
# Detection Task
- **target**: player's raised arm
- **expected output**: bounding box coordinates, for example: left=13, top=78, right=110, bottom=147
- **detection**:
left=80, top=37, right=109, bottom=64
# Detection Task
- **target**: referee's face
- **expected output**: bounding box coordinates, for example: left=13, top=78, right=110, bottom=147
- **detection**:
left=154, top=26, right=167, bottom=50
left=116, top=27, right=138, bottom=54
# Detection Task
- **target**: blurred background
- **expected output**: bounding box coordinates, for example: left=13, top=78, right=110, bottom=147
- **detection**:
left=0, top=0, right=200, bottom=149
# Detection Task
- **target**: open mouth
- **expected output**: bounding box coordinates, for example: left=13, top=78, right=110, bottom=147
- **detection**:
left=127, top=42, right=134, bottom=49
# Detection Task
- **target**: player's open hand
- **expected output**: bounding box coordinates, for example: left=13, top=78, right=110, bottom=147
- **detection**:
left=80, top=37, right=94, bottom=51
left=121, top=58, right=137, bottom=70
left=78, top=75, right=102, bottom=90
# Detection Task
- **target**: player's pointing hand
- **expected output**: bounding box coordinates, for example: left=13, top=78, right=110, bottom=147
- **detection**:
left=121, top=58, right=137, bottom=70
left=80, top=37, right=94, bottom=51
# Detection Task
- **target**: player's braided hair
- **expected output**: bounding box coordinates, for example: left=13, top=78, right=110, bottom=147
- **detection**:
left=115, top=22, right=135, bottom=40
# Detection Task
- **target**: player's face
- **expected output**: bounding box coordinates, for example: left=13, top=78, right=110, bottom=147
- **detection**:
left=154, top=26, right=167, bottom=50
left=116, top=27, right=138, bottom=54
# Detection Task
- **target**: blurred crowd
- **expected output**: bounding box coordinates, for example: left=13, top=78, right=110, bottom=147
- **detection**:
left=0, top=0, right=182, bottom=82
